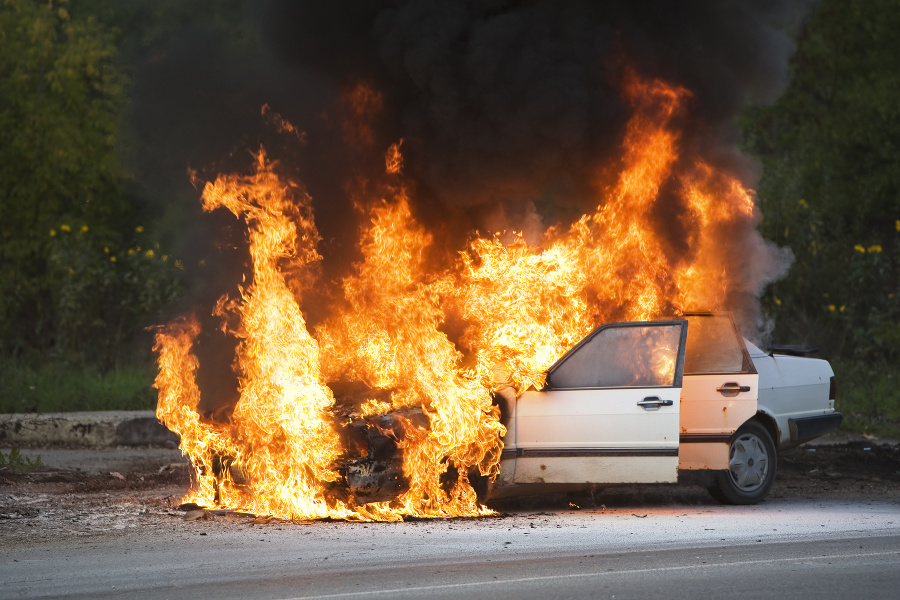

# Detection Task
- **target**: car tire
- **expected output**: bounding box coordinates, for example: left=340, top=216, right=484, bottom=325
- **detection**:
left=708, top=420, right=777, bottom=505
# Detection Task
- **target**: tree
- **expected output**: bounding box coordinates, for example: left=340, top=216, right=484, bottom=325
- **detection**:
left=0, top=0, right=178, bottom=365
left=741, top=0, right=900, bottom=362
left=0, top=0, right=126, bottom=229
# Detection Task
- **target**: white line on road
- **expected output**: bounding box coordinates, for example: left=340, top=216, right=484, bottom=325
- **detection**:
left=276, top=549, right=900, bottom=600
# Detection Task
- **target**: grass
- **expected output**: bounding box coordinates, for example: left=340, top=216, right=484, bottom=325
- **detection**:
left=0, top=448, right=43, bottom=471
left=831, top=360, right=900, bottom=439
left=0, top=356, right=157, bottom=413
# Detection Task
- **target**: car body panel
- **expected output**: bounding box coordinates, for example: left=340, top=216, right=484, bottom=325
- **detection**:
left=509, top=320, right=687, bottom=485
left=677, top=313, right=759, bottom=470
left=747, top=340, right=836, bottom=446
left=678, top=373, right=757, bottom=470
left=512, top=454, right=680, bottom=485
left=516, top=386, right=682, bottom=483
left=679, top=373, right=758, bottom=436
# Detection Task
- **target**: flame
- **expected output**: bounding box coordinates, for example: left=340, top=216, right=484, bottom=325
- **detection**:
left=317, top=192, right=504, bottom=518
left=385, top=140, right=403, bottom=175
left=156, top=150, right=346, bottom=520
left=155, top=72, right=763, bottom=521
left=451, top=73, right=755, bottom=391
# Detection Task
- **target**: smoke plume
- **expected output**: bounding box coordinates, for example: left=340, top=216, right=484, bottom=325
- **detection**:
left=134, top=0, right=814, bottom=341
left=260, top=1, right=809, bottom=233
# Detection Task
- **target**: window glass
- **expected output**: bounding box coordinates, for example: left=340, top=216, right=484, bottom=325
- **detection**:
left=549, top=324, right=682, bottom=389
left=683, top=314, right=745, bottom=374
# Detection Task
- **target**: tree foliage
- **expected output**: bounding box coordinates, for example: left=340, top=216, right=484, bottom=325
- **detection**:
left=0, top=0, right=181, bottom=367
left=0, top=0, right=125, bottom=232
left=742, top=0, right=900, bottom=363
left=1, top=0, right=897, bottom=382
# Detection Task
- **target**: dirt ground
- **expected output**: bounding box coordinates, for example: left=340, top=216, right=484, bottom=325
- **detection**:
left=1, top=441, right=897, bottom=544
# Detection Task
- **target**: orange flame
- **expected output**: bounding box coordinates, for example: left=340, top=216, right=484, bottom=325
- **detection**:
left=317, top=193, right=504, bottom=518
left=157, top=150, right=345, bottom=520
left=156, top=72, right=763, bottom=520
left=452, top=74, right=756, bottom=391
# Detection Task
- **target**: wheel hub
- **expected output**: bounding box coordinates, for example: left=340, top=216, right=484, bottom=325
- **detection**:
left=729, top=433, right=769, bottom=491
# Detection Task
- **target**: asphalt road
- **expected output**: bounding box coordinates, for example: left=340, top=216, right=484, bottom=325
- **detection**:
left=4, top=499, right=898, bottom=600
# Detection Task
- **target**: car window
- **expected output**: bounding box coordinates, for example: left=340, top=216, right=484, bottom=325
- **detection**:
left=548, top=323, right=684, bottom=389
left=683, top=314, right=749, bottom=374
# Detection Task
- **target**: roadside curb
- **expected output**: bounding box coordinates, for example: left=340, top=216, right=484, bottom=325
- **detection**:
left=0, top=411, right=893, bottom=450
left=0, top=411, right=179, bottom=448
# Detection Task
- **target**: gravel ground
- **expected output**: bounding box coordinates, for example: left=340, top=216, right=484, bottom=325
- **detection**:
left=1, top=440, right=897, bottom=545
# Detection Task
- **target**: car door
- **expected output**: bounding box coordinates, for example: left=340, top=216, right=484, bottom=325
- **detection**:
left=678, top=312, right=759, bottom=470
left=514, top=321, right=687, bottom=485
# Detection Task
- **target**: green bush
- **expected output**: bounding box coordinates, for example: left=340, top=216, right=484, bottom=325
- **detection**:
left=0, top=0, right=186, bottom=371
left=41, top=222, right=184, bottom=368
left=742, top=0, right=900, bottom=370
left=832, top=361, right=900, bottom=438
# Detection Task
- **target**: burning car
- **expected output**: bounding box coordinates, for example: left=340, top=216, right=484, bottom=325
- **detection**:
left=343, top=312, right=840, bottom=506
left=491, top=311, right=840, bottom=504
left=154, top=71, right=834, bottom=519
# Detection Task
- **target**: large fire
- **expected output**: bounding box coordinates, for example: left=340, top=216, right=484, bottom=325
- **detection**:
left=154, top=73, right=759, bottom=521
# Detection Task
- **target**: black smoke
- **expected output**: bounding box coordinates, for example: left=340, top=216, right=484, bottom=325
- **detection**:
left=258, top=0, right=814, bottom=241
left=133, top=0, right=815, bottom=396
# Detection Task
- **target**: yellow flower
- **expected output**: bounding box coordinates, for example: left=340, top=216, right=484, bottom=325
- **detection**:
left=110, top=256, right=116, bottom=263
left=896, top=220, right=900, bottom=232
left=145, top=249, right=154, bottom=258
left=174, top=260, right=185, bottom=270
left=161, top=254, right=168, bottom=262
left=854, top=244, right=866, bottom=253
left=49, top=229, right=56, bottom=237
left=68, top=268, right=75, bottom=275
left=839, top=305, right=846, bottom=312
left=774, top=297, right=782, bottom=306
left=828, top=304, right=836, bottom=312
left=127, top=248, right=135, bottom=256
left=867, top=244, right=882, bottom=253
left=798, top=199, right=809, bottom=209
left=103, top=247, right=109, bottom=254
left=60, top=224, right=71, bottom=232
left=80, top=225, right=88, bottom=233
left=135, top=226, right=144, bottom=233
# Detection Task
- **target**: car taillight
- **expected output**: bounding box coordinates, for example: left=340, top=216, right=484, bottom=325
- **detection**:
left=829, top=376, right=837, bottom=400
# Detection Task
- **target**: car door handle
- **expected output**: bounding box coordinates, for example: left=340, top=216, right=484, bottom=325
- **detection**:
left=637, top=397, right=674, bottom=411
left=716, top=382, right=751, bottom=396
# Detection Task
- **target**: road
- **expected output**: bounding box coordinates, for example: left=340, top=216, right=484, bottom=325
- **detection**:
left=3, top=498, right=898, bottom=599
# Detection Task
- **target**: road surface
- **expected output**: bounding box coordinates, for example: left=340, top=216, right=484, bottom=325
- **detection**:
left=3, top=498, right=898, bottom=599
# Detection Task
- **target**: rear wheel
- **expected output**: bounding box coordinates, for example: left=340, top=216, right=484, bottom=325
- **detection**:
left=708, top=420, right=777, bottom=505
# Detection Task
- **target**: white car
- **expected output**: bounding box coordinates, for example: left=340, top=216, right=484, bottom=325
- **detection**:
left=489, top=312, right=841, bottom=504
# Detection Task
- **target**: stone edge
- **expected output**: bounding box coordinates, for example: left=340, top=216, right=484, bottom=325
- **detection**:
left=0, top=411, right=180, bottom=447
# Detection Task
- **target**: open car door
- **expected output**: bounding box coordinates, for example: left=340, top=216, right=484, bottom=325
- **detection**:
left=514, top=320, right=687, bottom=484
left=678, top=312, right=759, bottom=470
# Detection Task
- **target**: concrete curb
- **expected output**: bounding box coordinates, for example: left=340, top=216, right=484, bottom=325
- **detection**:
left=0, top=411, right=179, bottom=447
left=0, top=412, right=893, bottom=449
